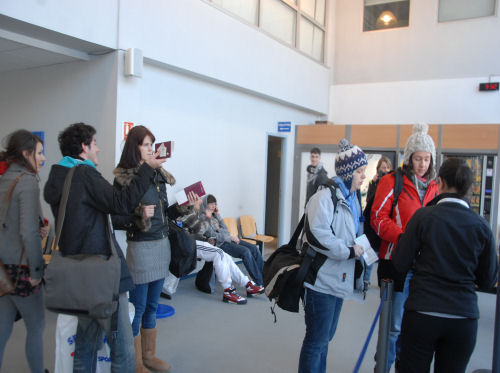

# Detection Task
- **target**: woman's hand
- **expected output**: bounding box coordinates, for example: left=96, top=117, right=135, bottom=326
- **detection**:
left=29, top=278, right=41, bottom=287
left=188, top=192, right=203, bottom=210
left=353, top=244, right=364, bottom=258
left=231, top=235, right=240, bottom=244
left=145, top=151, right=166, bottom=169
left=142, top=205, right=156, bottom=219
left=39, top=225, right=49, bottom=238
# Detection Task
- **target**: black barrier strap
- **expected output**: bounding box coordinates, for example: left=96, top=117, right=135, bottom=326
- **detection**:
left=352, top=287, right=388, bottom=373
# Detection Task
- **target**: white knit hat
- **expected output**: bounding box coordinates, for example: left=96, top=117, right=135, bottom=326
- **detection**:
left=403, top=123, right=436, bottom=169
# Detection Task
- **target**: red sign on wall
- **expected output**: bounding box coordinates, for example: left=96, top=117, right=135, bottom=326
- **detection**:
left=124, top=122, right=134, bottom=140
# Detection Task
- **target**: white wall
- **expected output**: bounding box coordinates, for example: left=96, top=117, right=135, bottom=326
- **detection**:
left=0, top=0, right=118, bottom=48
left=0, top=54, right=119, bottom=223
left=334, top=0, right=500, bottom=84
left=118, top=0, right=330, bottom=115
left=330, top=76, right=500, bottom=124
left=116, top=57, right=320, bottom=245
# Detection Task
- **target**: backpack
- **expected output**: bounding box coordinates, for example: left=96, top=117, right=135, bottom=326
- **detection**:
left=362, top=169, right=403, bottom=252
left=263, top=182, right=338, bottom=319
left=168, top=219, right=197, bottom=278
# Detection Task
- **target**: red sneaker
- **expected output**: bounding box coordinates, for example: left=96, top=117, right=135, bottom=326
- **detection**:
left=246, top=281, right=264, bottom=297
left=223, top=286, right=247, bottom=305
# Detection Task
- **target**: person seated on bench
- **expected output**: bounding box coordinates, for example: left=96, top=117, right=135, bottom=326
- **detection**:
left=169, top=192, right=263, bottom=305
left=203, top=194, right=264, bottom=291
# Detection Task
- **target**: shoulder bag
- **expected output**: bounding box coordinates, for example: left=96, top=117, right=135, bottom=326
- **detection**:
left=44, top=166, right=121, bottom=319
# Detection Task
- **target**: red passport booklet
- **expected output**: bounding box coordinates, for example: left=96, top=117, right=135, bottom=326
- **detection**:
left=155, top=141, right=174, bottom=159
left=175, top=181, right=206, bottom=205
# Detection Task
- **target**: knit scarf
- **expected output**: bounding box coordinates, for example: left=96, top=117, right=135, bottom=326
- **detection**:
left=333, top=176, right=360, bottom=234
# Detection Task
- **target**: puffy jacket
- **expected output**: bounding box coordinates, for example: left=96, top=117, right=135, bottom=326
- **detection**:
left=303, top=182, right=364, bottom=299
left=112, top=167, right=175, bottom=241
left=44, top=161, right=155, bottom=293
left=370, top=171, right=438, bottom=260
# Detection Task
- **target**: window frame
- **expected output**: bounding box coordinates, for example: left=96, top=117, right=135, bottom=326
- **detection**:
left=204, top=0, right=328, bottom=64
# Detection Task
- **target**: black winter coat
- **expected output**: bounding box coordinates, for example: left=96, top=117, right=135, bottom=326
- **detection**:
left=393, top=193, right=498, bottom=319
left=44, top=162, right=155, bottom=293
left=112, top=167, right=175, bottom=241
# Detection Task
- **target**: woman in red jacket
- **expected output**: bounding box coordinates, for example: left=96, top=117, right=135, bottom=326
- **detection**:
left=370, top=123, right=439, bottom=371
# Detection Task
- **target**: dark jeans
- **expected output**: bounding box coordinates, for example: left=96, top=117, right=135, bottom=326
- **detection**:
left=129, top=278, right=164, bottom=336
left=298, top=288, right=344, bottom=373
left=73, top=293, right=134, bottom=373
left=220, top=240, right=264, bottom=285
left=399, top=311, right=478, bottom=373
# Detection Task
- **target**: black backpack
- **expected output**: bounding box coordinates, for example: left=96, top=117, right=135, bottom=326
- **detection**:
left=263, top=182, right=338, bottom=319
left=362, top=169, right=403, bottom=252
left=168, top=220, right=197, bottom=278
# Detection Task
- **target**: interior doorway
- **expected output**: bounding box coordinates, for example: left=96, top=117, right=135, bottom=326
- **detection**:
left=265, top=135, right=283, bottom=237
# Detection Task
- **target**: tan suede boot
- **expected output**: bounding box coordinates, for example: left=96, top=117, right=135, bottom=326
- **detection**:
left=141, top=328, right=171, bottom=372
left=134, top=335, right=151, bottom=373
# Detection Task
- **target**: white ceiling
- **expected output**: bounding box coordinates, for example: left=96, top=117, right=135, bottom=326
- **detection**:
left=0, top=15, right=113, bottom=73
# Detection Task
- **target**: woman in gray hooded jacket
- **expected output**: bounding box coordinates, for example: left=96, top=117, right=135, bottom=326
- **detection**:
left=299, top=139, right=367, bottom=373
left=0, top=130, right=47, bottom=373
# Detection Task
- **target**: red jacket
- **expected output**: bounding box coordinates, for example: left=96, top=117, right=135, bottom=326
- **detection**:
left=370, top=172, right=438, bottom=260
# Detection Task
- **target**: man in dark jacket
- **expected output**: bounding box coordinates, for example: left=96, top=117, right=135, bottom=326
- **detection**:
left=44, top=123, right=163, bottom=373
left=305, top=147, right=328, bottom=204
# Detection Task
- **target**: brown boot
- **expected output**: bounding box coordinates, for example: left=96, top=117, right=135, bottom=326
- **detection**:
left=141, top=328, right=171, bottom=373
left=134, top=335, right=151, bottom=373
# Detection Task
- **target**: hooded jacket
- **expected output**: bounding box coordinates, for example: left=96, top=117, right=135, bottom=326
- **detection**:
left=44, top=160, right=155, bottom=293
left=303, top=179, right=364, bottom=299
left=370, top=170, right=438, bottom=260
left=112, top=167, right=175, bottom=241
left=393, top=193, right=498, bottom=318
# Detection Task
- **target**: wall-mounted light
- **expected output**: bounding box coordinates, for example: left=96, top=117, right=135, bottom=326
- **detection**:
left=377, top=10, right=397, bottom=27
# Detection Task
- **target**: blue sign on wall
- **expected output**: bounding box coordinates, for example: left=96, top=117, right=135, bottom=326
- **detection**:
left=278, top=121, right=291, bottom=132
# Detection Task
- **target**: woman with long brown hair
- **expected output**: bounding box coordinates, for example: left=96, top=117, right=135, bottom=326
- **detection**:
left=112, top=126, right=174, bottom=373
left=0, top=129, right=47, bottom=373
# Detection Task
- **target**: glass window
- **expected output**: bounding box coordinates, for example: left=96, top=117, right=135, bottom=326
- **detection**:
left=207, top=0, right=326, bottom=63
left=302, top=0, right=316, bottom=19
left=260, top=0, right=297, bottom=46
left=363, top=0, right=410, bottom=32
left=211, top=0, right=259, bottom=25
left=301, top=0, right=326, bottom=25
left=438, top=0, right=496, bottom=22
left=299, top=16, right=324, bottom=61
left=315, top=0, right=326, bottom=25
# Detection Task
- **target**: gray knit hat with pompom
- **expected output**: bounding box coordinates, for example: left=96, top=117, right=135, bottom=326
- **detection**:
left=403, top=123, right=436, bottom=169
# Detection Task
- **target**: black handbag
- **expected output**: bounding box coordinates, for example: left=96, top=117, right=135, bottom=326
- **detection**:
left=168, top=220, right=197, bottom=278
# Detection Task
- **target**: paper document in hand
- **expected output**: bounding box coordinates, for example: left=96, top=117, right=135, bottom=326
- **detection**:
left=175, top=181, right=206, bottom=205
left=355, top=234, right=378, bottom=266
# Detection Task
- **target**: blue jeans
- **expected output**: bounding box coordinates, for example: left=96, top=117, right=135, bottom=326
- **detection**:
left=220, top=240, right=264, bottom=285
left=73, top=293, right=134, bottom=373
left=129, top=278, right=164, bottom=336
left=387, top=270, right=413, bottom=370
left=298, top=288, right=344, bottom=373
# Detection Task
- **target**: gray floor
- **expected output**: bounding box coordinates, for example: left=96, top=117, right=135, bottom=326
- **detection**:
left=2, top=262, right=497, bottom=373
